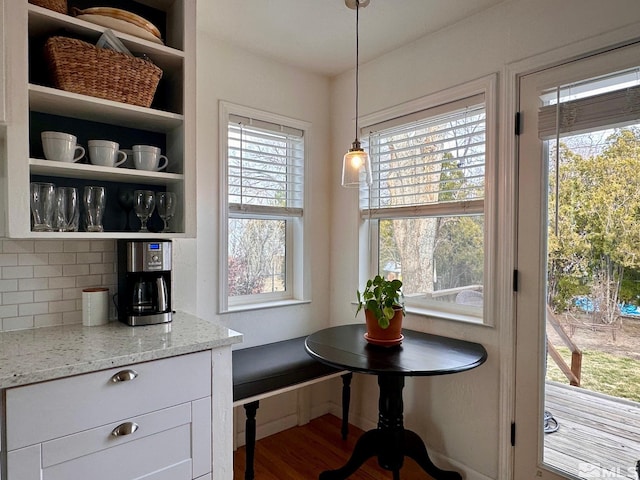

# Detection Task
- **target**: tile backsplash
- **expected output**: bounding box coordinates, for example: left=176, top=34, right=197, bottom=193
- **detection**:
left=0, top=238, right=117, bottom=331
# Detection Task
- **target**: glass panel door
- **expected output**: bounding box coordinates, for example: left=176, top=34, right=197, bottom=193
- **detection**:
left=515, top=42, right=640, bottom=479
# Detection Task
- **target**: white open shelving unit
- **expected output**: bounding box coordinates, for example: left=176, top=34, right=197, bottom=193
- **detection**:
left=2, top=0, right=196, bottom=238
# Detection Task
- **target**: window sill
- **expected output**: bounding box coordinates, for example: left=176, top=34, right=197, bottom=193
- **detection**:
left=349, top=301, right=486, bottom=325
left=222, top=298, right=311, bottom=314
left=405, top=304, right=485, bottom=325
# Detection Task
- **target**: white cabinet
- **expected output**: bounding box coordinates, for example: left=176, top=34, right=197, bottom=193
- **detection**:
left=3, top=0, right=196, bottom=238
left=5, top=351, right=212, bottom=480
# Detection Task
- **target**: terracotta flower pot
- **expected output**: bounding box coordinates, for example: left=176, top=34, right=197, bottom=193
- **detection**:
left=364, top=307, right=404, bottom=346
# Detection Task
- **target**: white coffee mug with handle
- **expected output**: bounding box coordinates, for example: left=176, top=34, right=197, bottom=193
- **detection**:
left=41, top=131, right=85, bottom=163
left=132, top=145, right=168, bottom=171
left=88, top=140, right=127, bottom=168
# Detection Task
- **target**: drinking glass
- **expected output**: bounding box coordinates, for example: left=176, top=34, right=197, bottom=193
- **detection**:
left=156, top=192, right=177, bottom=232
left=134, top=190, right=155, bottom=232
left=83, top=186, right=106, bottom=232
left=54, top=186, right=79, bottom=232
left=30, top=182, right=56, bottom=232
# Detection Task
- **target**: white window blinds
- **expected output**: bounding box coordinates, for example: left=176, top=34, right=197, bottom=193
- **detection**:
left=361, top=95, right=486, bottom=218
left=228, top=114, right=304, bottom=217
left=538, top=70, right=640, bottom=139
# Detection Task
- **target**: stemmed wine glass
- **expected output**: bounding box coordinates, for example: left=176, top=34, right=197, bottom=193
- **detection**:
left=156, top=192, right=177, bottom=233
left=134, top=190, right=155, bottom=232
left=117, top=188, right=134, bottom=231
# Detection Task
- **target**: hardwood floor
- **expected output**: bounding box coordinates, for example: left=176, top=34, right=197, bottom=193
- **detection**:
left=234, top=383, right=640, bottom=479
left=233, top=414, right=432, bottom=479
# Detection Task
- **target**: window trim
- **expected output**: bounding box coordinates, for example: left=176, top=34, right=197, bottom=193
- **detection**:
left=357, top=74, right=498, bottom=326
left=219, top=101, right=311, bottom=313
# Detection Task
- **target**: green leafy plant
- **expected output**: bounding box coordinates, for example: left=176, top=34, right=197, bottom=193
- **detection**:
left=356, top=275, right=405, bottom=328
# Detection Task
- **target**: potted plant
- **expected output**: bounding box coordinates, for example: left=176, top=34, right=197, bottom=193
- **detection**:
left=356, top=275, right=405, bottom=345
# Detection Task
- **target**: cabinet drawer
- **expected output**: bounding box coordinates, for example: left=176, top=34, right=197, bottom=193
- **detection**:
left=42, top=403, right=191, bottom=468
left=136, top=462, right=192, bottom=480
left=7, top=351, right=211, bottom=450
left=43, top=424, right=192, bottom=480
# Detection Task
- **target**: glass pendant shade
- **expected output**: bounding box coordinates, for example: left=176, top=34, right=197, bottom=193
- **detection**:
left=341, top=0, right=370, bottom=188
left=342, top=140, right=372, bottom=187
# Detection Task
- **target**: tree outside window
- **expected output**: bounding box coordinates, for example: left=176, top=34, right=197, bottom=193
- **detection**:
left=361, top=84, right=492, bottom=320
left=221, top=103, right=307, bottom=310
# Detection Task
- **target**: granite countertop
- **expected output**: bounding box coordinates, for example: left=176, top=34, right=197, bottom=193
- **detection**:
left=0, top=311, right=243, bottom=389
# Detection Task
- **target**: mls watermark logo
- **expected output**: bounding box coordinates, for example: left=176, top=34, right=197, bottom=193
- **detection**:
left=577, top=462, right=639, bottom=479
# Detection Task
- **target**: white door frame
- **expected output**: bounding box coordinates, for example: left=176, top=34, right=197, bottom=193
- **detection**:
left=508, top=29, right=640, bottom=480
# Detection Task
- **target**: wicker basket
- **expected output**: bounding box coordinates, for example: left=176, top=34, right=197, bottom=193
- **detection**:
left=29, top=0, right=67, bottom=14
left=44, top=36, right=163, bottom=108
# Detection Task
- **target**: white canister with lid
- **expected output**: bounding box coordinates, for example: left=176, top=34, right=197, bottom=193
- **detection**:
left=82, top=287, right=110, bottom=326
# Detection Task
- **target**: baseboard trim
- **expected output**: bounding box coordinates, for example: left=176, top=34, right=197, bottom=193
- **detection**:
left=235, top=400, right=336, bottom=447
left=235, top=413, right=298, bottom=447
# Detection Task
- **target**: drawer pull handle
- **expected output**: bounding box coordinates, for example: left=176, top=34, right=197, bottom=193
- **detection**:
left=110, top=369, right=138, bottom=383
left=111, top=422, right=139, bottom=437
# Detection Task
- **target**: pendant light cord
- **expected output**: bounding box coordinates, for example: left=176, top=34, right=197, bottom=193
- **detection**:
left=354, top=0, right=360, bottom=143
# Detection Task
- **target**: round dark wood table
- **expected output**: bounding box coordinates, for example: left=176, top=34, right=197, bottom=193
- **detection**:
left=305, top=323, right=488, bottom=480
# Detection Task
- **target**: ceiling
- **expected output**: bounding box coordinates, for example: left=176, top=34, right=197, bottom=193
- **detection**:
left=201, top=0, right=507, bottom=77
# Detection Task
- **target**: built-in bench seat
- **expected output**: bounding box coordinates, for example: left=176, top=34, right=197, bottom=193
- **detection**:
left=232, top=336, right=352, bottom=480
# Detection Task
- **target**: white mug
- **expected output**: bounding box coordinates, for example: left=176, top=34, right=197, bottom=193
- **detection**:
left=133, top=145, right=168, bottom=172
left=88, top=140, right=127, bottom=168
left=41, top=131, right=85, bottom=163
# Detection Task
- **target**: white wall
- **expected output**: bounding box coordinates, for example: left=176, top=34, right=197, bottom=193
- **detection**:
left=188, top=25, right=332, bottom=347
left=330, top=1, right=640, bottom=479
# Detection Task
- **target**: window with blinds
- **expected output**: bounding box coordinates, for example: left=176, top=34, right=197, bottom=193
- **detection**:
left=221, top=103, right=308, bottom=310
left=362, top=95, right=486, bottom=218
left=538, top=68, right=640, bottom=139
left=537, top=67, right=640, bottom=326
left=228, top=114, right=304, bottom=216
left=358, top=76, right=495, bottom=324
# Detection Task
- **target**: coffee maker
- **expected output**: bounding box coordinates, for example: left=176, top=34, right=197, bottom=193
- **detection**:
left=117, top=240, right=172, bottom=326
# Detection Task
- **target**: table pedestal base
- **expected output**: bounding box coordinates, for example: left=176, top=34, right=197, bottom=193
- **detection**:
left=319, top=375, right=462, bottom=480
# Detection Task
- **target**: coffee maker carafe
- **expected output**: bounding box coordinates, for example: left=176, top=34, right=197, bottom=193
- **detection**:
left=118, top=240, right=172, bottom=326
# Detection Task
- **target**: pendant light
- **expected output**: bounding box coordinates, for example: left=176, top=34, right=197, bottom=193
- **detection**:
left=342, top=0, right=372, bottom=187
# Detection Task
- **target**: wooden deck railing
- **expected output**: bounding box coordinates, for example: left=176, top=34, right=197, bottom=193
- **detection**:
left=429, top=284, right=483, bottom=298
left=546, top=305, right=582, bottom=386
